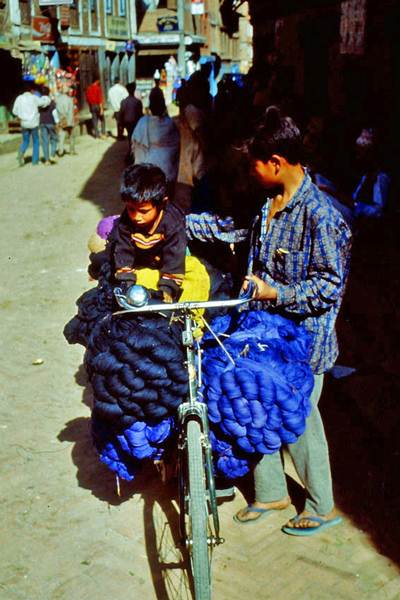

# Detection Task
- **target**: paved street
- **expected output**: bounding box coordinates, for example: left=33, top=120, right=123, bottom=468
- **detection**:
left=0, top=134, right=399, bottom=600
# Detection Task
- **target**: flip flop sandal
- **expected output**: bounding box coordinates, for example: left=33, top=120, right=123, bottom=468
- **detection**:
left=233, top=504, right=276, bottom=525
left=281, top=515, right=343, bottom=536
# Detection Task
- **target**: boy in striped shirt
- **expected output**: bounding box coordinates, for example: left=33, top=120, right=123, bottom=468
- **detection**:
left=109, top=163, right=186, bottom=302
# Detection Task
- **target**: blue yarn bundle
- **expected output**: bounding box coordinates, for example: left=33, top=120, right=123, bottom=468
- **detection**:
left=64, top=256, right=314, bottom=482
left=85, top=312, right=188, bottom=430
left=92, top=415, right=174, bottom=481
left=200, top=310, right=314, bottom=478
left=64, top=260, right=188, bottom=479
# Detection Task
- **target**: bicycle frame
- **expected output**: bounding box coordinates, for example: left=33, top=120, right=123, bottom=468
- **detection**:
left=177, top=311, right=222, bottom=549
left=112, top=283, right=254, bottom=600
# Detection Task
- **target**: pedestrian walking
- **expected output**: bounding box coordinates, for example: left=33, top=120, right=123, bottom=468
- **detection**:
left=119, top=82, right=143, bottom=141
left=39, top=86, right=58, bottom=165
left=55, top=85, right=77, bottom=156
left=148, top=72, right=165, bottom=109
left=12, top=81, right=51, bottom=166
left=131, top=91, right=180, bottom=188
left=107, top=77, right=128, bottom=140
left=85, top=78, right=106, bottom=139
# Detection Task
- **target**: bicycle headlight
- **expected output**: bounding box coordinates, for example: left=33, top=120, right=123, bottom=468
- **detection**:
left=126, top=284, right=150, bottom=307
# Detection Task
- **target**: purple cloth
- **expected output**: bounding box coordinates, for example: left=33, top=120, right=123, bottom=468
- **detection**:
left=96, top=215, right=118, bottom=240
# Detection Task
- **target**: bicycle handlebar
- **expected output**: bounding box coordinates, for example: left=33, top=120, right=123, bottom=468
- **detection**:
left=113, top=281, right=256, bottom=315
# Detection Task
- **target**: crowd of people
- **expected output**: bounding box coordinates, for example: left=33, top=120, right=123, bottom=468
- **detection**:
left=12, top=80, right=77, bottom=166
left=12, top=67, right=394, bottom=224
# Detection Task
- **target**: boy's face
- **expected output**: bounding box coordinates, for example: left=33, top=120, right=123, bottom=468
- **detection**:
left=252, top=158, right=280, bottom=188
left=126, top=201, right=162, bottom=230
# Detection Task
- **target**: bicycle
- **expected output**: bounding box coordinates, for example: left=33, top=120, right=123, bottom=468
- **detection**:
left=113, top=282, right=254, bottom=600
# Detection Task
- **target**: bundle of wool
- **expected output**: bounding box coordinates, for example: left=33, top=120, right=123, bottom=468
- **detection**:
left=92, top=415, right=173, bottom=481
left=200, top=310, right=314, bottom=477
left=86, top=312, right=188, bottom=429
left=63, top=262, right=114, bottom=347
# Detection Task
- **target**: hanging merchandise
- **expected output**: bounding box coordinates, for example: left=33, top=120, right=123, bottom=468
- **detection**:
left=340, top=0, right=367, bottom=56
left=50, top=51, right=60, bottom=70
left=191, top=0, right=204, bottom=15
left=22, top=52, right=55, bottom=90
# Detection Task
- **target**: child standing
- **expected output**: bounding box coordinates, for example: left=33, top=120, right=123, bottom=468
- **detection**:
left=108, top=163, right=186, bottom=302
left=231, top=106, right=353, bottom=535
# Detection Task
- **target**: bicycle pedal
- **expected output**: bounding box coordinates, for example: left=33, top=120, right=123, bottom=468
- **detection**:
left=214, top=486, right=236, bottom=499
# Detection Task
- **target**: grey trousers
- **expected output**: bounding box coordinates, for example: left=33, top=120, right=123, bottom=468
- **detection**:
left=254, top=374, right=334, bottom=515
left=59, top=127, right=76, bottom=155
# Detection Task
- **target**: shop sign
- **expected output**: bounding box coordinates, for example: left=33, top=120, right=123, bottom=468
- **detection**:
left=191, top=0, right=204, bottom=15
left=340, top=0, right=366, bottom=55
left=157, top=15, right=178, bottom=32
left=107, top=16, right=128, bottom=40
left=32, top=16, right=54, bottom=43
left=39, top=0, right=73, bottom=5
left=105, top=40, right=116, bottom=51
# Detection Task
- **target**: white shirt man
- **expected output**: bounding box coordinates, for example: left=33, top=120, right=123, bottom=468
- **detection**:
left=12, top=86, right=51, bottom=166
left=12, top=90, right=50, bottom=129
left=107, top=81, right=128, bottom=112
left=108, top=80, right=128, bottom=139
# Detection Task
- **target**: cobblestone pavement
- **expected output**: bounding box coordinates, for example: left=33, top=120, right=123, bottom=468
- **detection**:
left=0, top=135, right=399, bottom=600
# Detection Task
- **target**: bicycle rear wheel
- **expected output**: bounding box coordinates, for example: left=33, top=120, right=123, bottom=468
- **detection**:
left=186, top=419, right=211, bottom=600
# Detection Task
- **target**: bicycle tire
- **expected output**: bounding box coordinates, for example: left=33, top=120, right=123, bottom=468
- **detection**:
left=186, top=419, right=211, bottom=600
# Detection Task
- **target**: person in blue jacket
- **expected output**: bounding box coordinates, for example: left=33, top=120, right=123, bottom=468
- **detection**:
left=352, top=128, right=391, bottom=218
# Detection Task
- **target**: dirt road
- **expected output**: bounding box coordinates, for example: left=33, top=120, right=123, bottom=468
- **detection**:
left=0, top=135, right=399, bottom=600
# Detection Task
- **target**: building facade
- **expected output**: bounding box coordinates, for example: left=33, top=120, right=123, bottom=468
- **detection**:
left=247, top=0, right=400, bottom=131
left=0, top=0, right=253, bottom=129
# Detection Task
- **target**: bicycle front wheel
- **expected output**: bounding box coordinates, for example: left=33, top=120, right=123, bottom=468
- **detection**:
left=186, top=419, right=211, bottom=600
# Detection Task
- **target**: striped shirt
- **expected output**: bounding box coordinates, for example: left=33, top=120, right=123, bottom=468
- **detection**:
left=248, top=172, right=352, bottom=374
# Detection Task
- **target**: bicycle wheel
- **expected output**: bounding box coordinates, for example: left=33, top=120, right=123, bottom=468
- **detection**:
left=186, top=419, right=211, bottom=600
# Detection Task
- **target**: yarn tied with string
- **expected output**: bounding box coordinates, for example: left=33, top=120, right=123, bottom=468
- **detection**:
left=85, top=311, right=188, bottom=430
left=200, top=310, right=314, bottom=478
left=92, top=415, right=174, bottom=481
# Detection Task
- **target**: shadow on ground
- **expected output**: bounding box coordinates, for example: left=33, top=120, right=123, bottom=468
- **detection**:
left=79, top=138, right=128, bottom=216
left=58, top=412, right=193, bottom=599
left=323, top=214, right=400, bottom=564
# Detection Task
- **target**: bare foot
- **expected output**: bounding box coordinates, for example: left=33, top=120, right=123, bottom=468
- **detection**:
left=234, top=496, right=291, bottom=523
left=284, top=508, right=338, bottom=530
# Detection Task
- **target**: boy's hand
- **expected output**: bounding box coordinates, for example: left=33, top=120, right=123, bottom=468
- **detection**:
left=243, top=275, right=277, bottom=301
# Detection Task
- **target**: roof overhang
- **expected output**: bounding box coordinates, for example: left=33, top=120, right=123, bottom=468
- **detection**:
left=135, top=33, right=205, bottom=46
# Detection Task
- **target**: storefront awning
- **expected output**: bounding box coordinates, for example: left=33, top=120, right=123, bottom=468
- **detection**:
left=137, top=47, right=178, bottom=56
left=135, top=33, right=205, bottom=46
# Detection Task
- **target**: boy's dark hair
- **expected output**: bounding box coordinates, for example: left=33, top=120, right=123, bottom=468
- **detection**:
left=120, top=163, right=167, bottom=206
left=23, top=80, right=35, bottom=92
left=149, top=91, right=166, bottom=117
left=126, top=81, right=136, bottom=95
left=244, top=105, right=302, bottom=165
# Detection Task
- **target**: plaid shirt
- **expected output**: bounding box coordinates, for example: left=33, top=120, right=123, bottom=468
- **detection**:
left=248, top=172, right=352, bottom=374
left=186, top=213, right=248, bottom=244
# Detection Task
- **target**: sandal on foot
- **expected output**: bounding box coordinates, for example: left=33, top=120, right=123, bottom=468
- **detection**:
left=233, top=504, right=276, bottom=525
left=282, top=515, right=343, bottom=537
